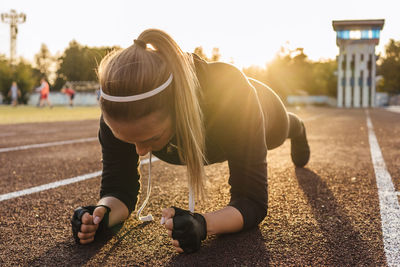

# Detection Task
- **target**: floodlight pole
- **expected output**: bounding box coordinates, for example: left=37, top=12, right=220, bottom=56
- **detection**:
left=1, top=9, right=26, bottom=65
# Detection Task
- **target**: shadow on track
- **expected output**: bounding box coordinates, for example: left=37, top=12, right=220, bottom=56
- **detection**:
left=27, top=239, right=106, bottom=267
left=166, top=228, right=270, bottom=267
left=295, top=168, right=375, bottom=265
left=27, top=222, right=149, bottom=266
left=98, top=221, right=151, bottom=262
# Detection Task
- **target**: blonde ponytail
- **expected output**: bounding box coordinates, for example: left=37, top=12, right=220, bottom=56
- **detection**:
left=138, top=29, right=206, bottom=200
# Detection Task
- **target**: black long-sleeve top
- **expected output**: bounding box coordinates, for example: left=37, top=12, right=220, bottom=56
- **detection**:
left=99, top=54, right=268, bottom=230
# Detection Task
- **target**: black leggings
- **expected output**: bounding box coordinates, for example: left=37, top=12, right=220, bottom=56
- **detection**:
left=248, top=78, right=304, bottom=150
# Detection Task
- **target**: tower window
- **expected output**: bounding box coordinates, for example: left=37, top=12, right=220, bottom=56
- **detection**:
left=372, top=28, right=380, bottom=39
left=368, top=54, right=372, bottom=72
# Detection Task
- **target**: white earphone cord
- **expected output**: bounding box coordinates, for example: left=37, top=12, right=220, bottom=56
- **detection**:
left=136, top=153, right=154, bottom=221
left=136, top=152, right=195, bottom=222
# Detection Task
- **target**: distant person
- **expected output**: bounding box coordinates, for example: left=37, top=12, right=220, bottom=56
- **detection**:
left=35, top=78, right=52, bottom=108
left=8, top=81, right=21, bottom=107
left=61, top=84, right=76, bottom=107
left=95, top=88, right=101, bottom=103
left=71, top=29, right=310, bottom=253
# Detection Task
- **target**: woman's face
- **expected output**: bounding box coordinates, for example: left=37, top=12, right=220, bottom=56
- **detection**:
left=104, top=112, right=174, bottom=156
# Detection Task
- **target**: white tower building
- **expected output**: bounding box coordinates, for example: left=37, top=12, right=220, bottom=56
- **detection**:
left=332, top=19, right=384, bottom=108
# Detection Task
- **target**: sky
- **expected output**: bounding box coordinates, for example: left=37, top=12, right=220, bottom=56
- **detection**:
left=0, top=0, right=399, bottom=69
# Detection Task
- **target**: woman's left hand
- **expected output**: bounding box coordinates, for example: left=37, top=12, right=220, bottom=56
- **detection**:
left=161, top=208, right=184, bottom=253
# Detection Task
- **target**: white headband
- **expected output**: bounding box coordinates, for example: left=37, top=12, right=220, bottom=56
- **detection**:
left=100, top=74, right=173, bottom=102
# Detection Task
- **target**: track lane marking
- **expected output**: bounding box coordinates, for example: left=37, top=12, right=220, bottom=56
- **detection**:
left=0, top=137, right=98, bottom=153
left=0, top=157, right=158, bottom=202
left=0, top=171, right=102, bottom=202
left=366, top=109, right=400, bottom=266
left=0, top=132, right=16, bottom=137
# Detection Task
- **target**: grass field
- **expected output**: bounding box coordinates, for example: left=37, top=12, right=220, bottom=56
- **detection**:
left=0, top=105, right=101, bottom=124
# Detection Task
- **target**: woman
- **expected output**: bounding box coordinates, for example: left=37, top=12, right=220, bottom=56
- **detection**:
left=71, top=29, right=310, bottom=253
left=35, top=78, right=52, bottom=108
left=8, top=81, right=21, bottom=106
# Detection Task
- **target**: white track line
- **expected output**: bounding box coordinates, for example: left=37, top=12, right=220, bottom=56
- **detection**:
left=0, top=137, right=98, bottom=153
left=366, top=109, right=400, bottom=266
left=0, top=157, right=158, bottom=202
left=0, top=132, right=17, bottom=137
left=0, top=171, right=101, bottom=202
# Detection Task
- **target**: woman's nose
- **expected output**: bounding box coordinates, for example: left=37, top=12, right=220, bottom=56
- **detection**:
left=135, top=143, right=151, bottom=156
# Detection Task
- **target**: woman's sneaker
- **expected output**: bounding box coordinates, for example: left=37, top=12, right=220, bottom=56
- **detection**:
left=290, top=122, right=310, bottom=167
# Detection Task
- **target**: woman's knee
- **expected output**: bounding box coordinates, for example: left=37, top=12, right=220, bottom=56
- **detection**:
left=287, top=112, right=304, bottom=139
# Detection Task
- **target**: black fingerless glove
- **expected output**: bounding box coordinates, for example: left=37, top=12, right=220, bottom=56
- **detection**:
left=171, top=206, right=207, bottom=253
left=71, top=205, right=112, bottom=244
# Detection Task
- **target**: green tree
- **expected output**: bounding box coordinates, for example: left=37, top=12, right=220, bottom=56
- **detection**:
left=193, top=46, right=221, bottom=62
left=0, top=55, right=39, bottom=104
left=0, top=55, right=13, bottom=101
left=243, top=47, right=337, bottom=100
left=242, top=65, right=267, bottom=84
left=289, top=48, right=315, bottom=94
left=312, top=60, right=337, bottom=97
left=244, top=48, right=312, bottom=99
left=377, top=39, right=400, bottom=94
left=14, top=60, right=41, bottom=103
left=194, top=46, right=207, bottom=61
left=263, top=53, right=295, bottom=99
left=34, top=43, right=54, bottom=81
left=56, top=40, right=117, bottom=90
left=210, top=48, right=221, bottom=62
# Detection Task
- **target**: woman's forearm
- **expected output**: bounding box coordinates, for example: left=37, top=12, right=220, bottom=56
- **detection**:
left=97, top=196, right=129, bottom=227
left=202, top=206, right=244, bottom=235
